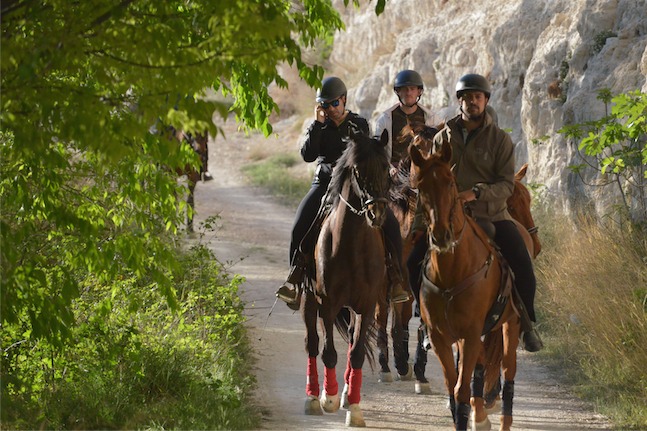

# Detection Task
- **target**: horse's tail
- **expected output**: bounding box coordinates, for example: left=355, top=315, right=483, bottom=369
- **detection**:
left=483, top=326, right=504, bottom=395
left=334, top=308, right=378, bottom=371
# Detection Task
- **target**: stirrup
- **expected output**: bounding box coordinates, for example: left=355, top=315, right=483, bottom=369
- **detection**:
left=276, top=283, right=301, bottom=310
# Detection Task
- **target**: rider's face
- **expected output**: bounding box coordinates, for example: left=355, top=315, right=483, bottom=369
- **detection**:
left=322, top=96, right=346, bottom=121
left=459, top=91, right=488, bottom=119
left=396, top=85, right=422, bottom=106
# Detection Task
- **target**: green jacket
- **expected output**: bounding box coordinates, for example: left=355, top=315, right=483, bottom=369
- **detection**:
left=411, top=110, right=515, bottom=233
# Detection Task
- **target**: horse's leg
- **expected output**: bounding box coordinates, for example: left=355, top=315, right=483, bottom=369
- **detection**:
left=392, top=301, right=413, bottom=380
left=186, top=180, right=195, bottom=233
left=454, top=336, right=481, bottom=431
left=499, top=319, right=520, bottom=431
left=303, top=291, right=323, bottom=415
left=375, top=297, right=393, bottom=382
left=429, top=329, right=458, bottom=425
left=413, top=322, right=431, bottom=394
left=470, top=348, right=492, bottom=431
left=345, top=313, right=368, bottom=427
left=320, top=309, right=340, bottom=414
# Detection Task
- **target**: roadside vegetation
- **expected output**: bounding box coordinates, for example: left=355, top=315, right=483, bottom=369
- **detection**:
left=2, top=228, right=259, bottom=429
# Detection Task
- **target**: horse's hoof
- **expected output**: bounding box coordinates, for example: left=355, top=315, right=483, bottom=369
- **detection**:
left=471, top=410, right=491, bottom=431
left=378, top=371, right=393, bottom=383
left=341, top=383, right=350, bottom=409
left=320, top=389, right=340, bottom=413
left=345, top=403, right=366, bottom=427
left=304, top=395, right=323, bottom=415
left=415, top=381, right=431, bottom=395
left=395, top=363, right=413, bottom=381
left=484, top=396, right=500, bottom=415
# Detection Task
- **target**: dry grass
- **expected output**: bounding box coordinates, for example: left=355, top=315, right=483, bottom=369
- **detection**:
left=534, top=211, right=647, bottom=428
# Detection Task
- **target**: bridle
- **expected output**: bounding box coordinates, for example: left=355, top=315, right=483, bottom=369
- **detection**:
left=412, top=160, right=466, bottom=254
left=339, top=164, right=388, bottom=219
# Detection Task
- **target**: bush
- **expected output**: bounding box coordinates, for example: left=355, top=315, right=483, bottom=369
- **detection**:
left=1, top=243, right=259, bottom=430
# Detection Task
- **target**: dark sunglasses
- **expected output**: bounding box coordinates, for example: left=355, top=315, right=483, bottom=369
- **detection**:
left=320, top=98, right=341, bottom=109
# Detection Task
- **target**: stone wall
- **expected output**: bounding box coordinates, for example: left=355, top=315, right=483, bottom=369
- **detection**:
left=329, top=0, right=647, bottom=219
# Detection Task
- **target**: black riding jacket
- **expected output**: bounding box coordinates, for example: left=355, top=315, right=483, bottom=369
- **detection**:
left=300, top=111, right=370, bottom=185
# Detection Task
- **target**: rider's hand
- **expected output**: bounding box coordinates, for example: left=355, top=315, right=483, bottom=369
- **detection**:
left=315, top=105, right=327, bottom=123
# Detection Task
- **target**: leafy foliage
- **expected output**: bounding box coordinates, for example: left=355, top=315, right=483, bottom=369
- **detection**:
left=0, top=0, right=359, bottom=346
left=558, top=89, right=647, bottom=226
left=2, top=242, right=256, bottom=429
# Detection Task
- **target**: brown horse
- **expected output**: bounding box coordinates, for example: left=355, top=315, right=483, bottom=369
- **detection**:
left=376, top=138, right=541, bottom=396
left=410, top=133, right=528, bottom=431
left=508, top=163, right=541, bottom=258
left=302, top=128, right=390, bottom=427
left=169, top=127, right=208, bottom=232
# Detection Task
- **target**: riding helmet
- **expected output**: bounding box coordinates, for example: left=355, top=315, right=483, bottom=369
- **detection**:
left=455, top=73, right=491, bottom=98
left=394, top=70, right=424, bottom=90
left=316, top=77, right=347, bottom=102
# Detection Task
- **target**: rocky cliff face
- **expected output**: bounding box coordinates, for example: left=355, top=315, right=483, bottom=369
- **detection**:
left=329, top=0, right=647, bottom=219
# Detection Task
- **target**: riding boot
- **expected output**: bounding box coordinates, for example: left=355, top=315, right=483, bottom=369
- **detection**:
left=385, top=255, right=411, bottom=304
left=276, top=251, right=306, bottom=310
left=514, top=289, right=543, bottom=352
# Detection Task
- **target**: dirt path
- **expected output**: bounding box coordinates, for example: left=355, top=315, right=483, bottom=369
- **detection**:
left=192, top=120, right=612, bottom=431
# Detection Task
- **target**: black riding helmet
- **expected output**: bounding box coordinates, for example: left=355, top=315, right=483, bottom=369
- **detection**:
left=316, top=77, right=347, bottom=102
left=455, top=73, right=491, bottom=98
left=393, top=69, right=424, bottom=90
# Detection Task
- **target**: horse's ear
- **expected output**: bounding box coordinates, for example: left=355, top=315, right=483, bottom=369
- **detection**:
left=409, top=144, right=425, bottom=187
left=440, top=139, right=452, bottom=164
left=515, top=163, right=528, bottom=181
left=379, top=129, right=388, bottom=147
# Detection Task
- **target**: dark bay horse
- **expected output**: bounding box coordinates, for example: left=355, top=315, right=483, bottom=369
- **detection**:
left=302, top=128, right=390, bottom=427
left=410, top=134, right=529, bottom=431
left=168, top=127, right=208, bottom=232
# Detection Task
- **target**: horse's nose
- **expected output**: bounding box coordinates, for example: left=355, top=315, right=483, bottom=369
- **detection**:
left=367, top=203, right=386, bottom=227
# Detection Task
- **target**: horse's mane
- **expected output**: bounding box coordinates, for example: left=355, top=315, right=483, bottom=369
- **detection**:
left=327, top=129, right=389, bottom=208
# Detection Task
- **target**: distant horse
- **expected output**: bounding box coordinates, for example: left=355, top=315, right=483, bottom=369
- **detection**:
left=410, top=132, right=530, bottom=431
left=168, top=127, right=208, bottom=232
left=302, top=128, right=390, bottom=427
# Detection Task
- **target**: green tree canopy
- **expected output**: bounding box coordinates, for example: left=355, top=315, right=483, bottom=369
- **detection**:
left=1, top=0, right=385, bottom=344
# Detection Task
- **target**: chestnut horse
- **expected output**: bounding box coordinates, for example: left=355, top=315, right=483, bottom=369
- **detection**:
left=302, top=128, right=390, bottom=427
left=375, top=131, right=540, bottom=396
left=410, top=134, right=531, bottom=431
left=508, top=163, right=541, bottom=258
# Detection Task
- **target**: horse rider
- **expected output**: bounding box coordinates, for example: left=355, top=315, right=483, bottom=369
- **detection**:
left=276, top=76, right=411, bottom=308
left=375, top=69, right=440, bottom=173
left=375, top=69, right=440, bottom=352
left=430, top=73, right=543, bottom=352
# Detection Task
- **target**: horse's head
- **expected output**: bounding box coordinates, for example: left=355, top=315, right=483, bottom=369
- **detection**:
left=508, top=163, right=542, bottom=257
left=333, top=127, right=390, bottom=228
left=410, top=131, right=462, bottom=253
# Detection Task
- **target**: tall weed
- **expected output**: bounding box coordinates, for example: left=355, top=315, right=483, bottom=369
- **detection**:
left=534, top=210, right=647, bottom=429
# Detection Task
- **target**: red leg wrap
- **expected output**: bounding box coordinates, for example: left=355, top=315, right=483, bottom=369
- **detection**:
left=347, top=368, right=362, bottom=405
left=324, top=367, right=338, bottom=396
left=306, top=356, right=319, bottom=397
